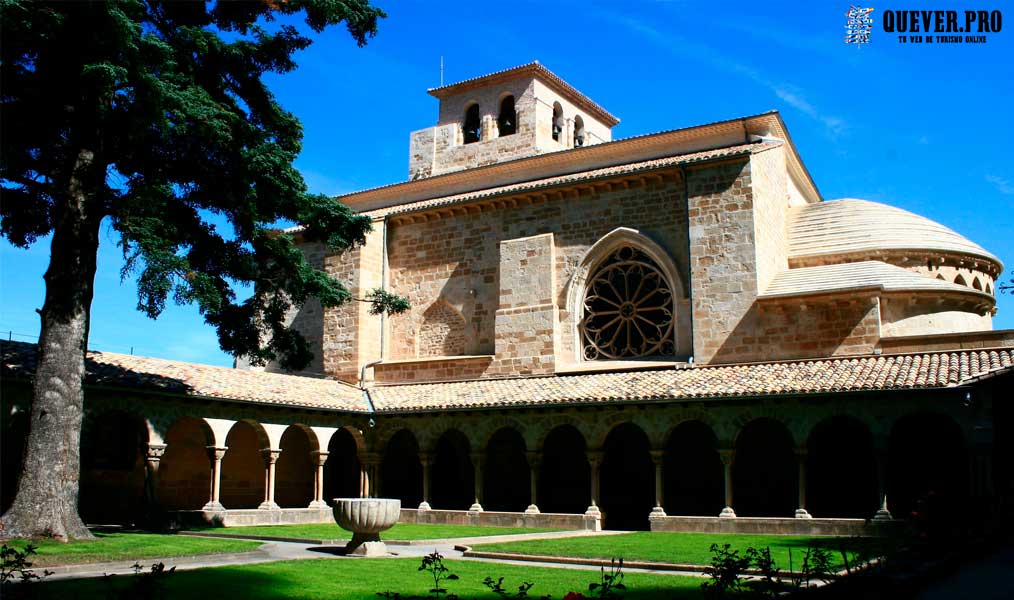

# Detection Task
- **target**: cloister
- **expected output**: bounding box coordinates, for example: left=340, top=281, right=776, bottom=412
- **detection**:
left=36, top=394, right=986, bottom=532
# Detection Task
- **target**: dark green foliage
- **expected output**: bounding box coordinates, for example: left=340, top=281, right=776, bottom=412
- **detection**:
left=0, top=0, right=404, bottom=370
left=587, top=558, right=626, bottom=599
left=0, top=543, right=52, bottom=597
left=743, top=546, right=780, bottom=598
left=482, top=576, right=548, bottom=599
left=103, top=561, right=176, bottom=600
left=419, top=551, right=459, bottom=600
left=377, top=552, right=626, bottom=600
left=701, top=544, right=751, bottom=598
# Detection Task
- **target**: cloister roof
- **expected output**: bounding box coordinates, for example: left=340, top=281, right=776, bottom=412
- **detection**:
left=368, top=349, right=1014, bottom=412
left=4, top=341, right=1010, bottom=414
left=0, top=341, right=368, bottom=412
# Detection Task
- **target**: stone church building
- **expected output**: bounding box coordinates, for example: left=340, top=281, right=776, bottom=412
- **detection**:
left=3, top=63, right=1012, bottom=533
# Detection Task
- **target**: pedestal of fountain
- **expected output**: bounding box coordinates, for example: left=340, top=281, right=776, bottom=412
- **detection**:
left=332, top=498, right=401, bottom=556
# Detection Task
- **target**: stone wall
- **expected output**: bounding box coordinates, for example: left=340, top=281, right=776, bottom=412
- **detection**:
left=710, top=296, right=882, bottom=362
left=750, top=145, right=788, bottom=293
left=687, top=159, right=759, bottom=364
left=384, top=176, right=691, bottom=376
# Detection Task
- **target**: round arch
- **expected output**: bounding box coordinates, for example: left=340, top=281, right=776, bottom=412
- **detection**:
left=601, top=422, right=653, bottom=530
left=275, top=424, right=316, bottom=508
left=539, top=424, right=590, bottom=514
left=157, top=416, right=214, bottom=510
left=484, top=427, right=529, bottom=511
left=888, top=412, right=969, bottom=520
left=324, top=426, right=362, bottom=501
left=806, top=416, right=878, bottom=518
left=432, top=429, right=474, bottom=510
left=80, top=409, right=148, bottom=524
left=381, top=429, right=422, bottom=507
left=221, top=420, right=269, bottom=509
left=733, top=418, right=797, bottom=517
left=663, top=420, right=723, bottom=516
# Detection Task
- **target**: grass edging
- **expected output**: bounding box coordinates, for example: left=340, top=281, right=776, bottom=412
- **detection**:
left=34, top=548, right=268, bottom=574
left=458, top=546, right=839, bottom=578
left=179, top=531, right=346, bottom=546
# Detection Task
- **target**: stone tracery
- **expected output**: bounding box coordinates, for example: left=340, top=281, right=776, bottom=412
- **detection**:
left=580, top=246, right=675, bottom=360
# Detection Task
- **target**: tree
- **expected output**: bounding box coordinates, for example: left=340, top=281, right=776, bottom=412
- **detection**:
left=0, top=0, right=403, bottom=540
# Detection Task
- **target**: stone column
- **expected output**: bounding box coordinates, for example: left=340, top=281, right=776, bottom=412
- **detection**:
left=418, top=453, right=432, bottom=511
left=718, top=449, right=736, bottom=518
left=649, top=450, right=667, bottom=519
left=525, top=451, right=541, bottom=514
left=360, top=453, right=379, bottom=499
left=258, top=449, right=281, bottom=510
left=308, top=451, right=329, bottom=509
left=585, top=450, right=603, bottom=517
left=469, top=452, right=484, bottom=512
left=144, top=443, right=167, bottom=514
left=794, top=448, right=812, bottom=519
left=873, top=444, right=892, bottom=520
left=202, top=446, right=227, bottom=511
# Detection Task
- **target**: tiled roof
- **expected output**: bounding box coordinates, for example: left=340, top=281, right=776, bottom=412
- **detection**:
left=788, top=199, right=1002, bottom=268
left=0, top=341, right=368, bottom=412
left=4, top=341, right=1010, bottom=414
left=365, top=142, right=779, bottom=219
left=427, top=61, right=620, bottom=126
left=369, top=349, right=1014, bottom=412
left=760, top=261, right=994, bottom=301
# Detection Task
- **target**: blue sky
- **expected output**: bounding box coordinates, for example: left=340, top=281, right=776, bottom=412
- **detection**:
left=2, top=1, right=1011, bottom=367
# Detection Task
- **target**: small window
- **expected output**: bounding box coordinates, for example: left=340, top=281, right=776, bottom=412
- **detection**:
left=552, top=102, right=564, bottom=142
left=954, top=274, right=968, bottom=287
left=497, top=95, right=516, bottom=137
left=972, top=277, right=983, bottom=291
left=463, top=103, right=481, bottom=144
left=573, top=115, right=585, bottom=147
left=986, top=281, right=994, bottom=295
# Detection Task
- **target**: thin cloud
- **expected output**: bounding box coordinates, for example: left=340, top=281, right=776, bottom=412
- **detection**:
left=985, top=175, right=1014, bottom=196
left=605, top=14, right=847, bottom=137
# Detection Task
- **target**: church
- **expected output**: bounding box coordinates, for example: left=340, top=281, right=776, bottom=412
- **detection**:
left=3, top=63, right=1011, bottom=533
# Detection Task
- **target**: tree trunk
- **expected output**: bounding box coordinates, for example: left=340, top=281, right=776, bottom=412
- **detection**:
left=0, top=149, right=102, bottom=541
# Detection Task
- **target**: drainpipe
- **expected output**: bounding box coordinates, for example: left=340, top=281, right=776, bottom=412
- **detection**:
left=680, top=166, right=695, bottom=368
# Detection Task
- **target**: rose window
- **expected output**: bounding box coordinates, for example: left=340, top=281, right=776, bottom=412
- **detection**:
left=580, top=247, right=675, bottom=360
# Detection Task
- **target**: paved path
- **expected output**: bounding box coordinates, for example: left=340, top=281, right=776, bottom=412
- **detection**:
left=914, top=541, right=1014, bottom=600
left=41, top=530, right=704, bottom=582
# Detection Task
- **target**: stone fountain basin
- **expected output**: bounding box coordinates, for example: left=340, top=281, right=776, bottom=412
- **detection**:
left=332, top=498, right=401, bottom=556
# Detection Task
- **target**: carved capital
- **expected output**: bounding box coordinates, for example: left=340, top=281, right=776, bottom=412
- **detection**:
left=586, top=450, right=604, bottom=467
left=311, top=451, right=329, bottom=467
left=206, top=446, right=228, bottom=461
left=526, top=451, right=541, bottom=468
left=261, top=449, right=281, bottom=464
left=649, top=449, right=665, bottom=465
left=418, top=452, right=433, bottom=467
left=718, top=449, right=735, bottom=466
left=146, top=444, right=167, bottom=461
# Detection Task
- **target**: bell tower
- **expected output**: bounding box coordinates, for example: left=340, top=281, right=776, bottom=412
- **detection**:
left=408, top=62, right=619, bottom=180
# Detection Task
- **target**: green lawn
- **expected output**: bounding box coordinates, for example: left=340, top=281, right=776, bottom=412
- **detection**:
left=37, top=557, right=703, bottom=599
left=195, top=522, right=561, bottom=540
left=472, top=532, right=873, bottom=568
left=4, top=531, right=262, bottom=567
